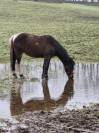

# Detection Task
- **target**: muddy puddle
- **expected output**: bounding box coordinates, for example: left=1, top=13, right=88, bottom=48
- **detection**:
left=0, top=60, right=99, bottom=119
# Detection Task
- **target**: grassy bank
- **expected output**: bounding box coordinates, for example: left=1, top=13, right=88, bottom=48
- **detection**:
left=0, top=0, right=99, bottom=62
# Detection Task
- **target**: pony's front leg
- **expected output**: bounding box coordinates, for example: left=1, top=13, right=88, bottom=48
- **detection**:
left=10, top=55, right=17, bottom=78
left=42, top=58, right=50, bottom=80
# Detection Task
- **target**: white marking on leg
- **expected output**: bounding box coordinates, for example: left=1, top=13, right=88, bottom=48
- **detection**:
left=17, top=63, right=21, bottom=75
left=17, top=63, right=23, bottom=76
left=12, top=71, right=17, bottom=78
left=12, top=70, right=16, bottom=74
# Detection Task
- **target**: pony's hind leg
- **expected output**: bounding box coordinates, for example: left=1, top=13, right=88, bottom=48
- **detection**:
left=16, top=54, right=24, bottom=79
left=10, top=49, right=17, bottom=78
left=42, top=57, right=51, bottom=80
left=11, top=61, right=17, bottom=78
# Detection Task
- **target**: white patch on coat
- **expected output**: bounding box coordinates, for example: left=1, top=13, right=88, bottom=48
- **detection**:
left=16, top=62, right=23, bottom=75
left=9, top=33, right=23, bottom=45
left=9, top=35, right=14, bottom=45
left=35, top=42, right=39, bottom=45
left=13, top=33, right=23, bottom=42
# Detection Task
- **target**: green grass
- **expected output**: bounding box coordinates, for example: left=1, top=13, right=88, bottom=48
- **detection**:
left=0, top=0, right=99, bottom=62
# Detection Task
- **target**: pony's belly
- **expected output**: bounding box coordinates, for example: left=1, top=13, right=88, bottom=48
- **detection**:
left=24, top=51, right=44, bottom=58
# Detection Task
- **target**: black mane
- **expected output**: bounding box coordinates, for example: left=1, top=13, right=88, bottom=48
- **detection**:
left=48, top=35, right=75, bottom=70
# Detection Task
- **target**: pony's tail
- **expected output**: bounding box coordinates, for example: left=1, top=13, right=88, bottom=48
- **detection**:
left=9, top=36, right=16, bottom=72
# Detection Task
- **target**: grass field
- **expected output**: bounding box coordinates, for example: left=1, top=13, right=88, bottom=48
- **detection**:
left=0, top=0, right=99, bottom=62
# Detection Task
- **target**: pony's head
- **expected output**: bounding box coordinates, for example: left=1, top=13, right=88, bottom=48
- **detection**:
left=65, top=57, right=75, bottom=79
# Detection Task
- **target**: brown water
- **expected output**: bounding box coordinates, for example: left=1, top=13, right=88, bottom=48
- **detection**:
left=0, top=60, right=99, bottom=119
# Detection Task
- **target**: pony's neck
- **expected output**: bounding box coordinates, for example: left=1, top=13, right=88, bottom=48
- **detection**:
left=57, top=53, right=70, bottom=67
left=58, top=54, right=74, bottom=72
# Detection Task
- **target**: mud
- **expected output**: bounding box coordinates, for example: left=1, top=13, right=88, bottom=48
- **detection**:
left=0, top=104, right=99, bottom=133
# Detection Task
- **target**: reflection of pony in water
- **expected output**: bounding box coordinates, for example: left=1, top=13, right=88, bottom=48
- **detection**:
left=9, top=33, right=75, bottom=79
left=10, top=79, right=74, bottom=116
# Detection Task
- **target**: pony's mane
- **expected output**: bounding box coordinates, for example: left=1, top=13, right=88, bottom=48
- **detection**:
left=47, top=35, right=75, bottom=69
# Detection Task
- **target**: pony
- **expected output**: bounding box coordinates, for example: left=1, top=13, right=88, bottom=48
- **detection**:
left=9, top=32, right=75, bottom=79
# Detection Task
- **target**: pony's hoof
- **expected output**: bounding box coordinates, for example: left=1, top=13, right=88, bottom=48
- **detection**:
left=69, top=75, right=74, bottom=80
left=42, top=77, right=48, bottom=82
left=20, top=74, right=25, bottom=79
left=13, top=73, right=17, bottom=79
left=42, top=77, right=48, bottom=81
left=42, top=74, right=48, bottom=80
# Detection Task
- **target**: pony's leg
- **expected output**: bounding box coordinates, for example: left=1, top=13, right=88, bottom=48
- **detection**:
left=10, top=49, right=17, bottom=78
left=11, top=60, right=17, bottom=78
left=16, top=54, right=24, bottom=78
left=42, top=57, right=51, bottom=80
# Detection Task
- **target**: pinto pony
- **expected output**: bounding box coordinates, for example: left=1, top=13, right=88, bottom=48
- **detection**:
left=9, top=33, right=75, bottom=79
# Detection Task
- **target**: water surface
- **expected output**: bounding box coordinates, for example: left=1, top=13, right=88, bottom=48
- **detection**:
left=0, top=60, right=99, bottom=119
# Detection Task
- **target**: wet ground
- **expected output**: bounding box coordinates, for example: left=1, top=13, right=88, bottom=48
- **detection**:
left=0, top=60, right=99, bottom=132
left=0, top=104, right=99, bottom=133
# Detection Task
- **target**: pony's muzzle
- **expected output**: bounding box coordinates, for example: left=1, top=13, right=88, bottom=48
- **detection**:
left=69, top=73, right=74, bottom=79
left=65, top=68, right=74, bottom=79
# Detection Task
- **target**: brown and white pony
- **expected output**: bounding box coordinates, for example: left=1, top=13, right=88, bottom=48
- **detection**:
left=9, top=32, right=75, bottom=79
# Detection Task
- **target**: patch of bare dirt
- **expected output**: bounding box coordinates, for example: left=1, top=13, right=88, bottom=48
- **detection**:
left=0, top=104, right=99, bottom=133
